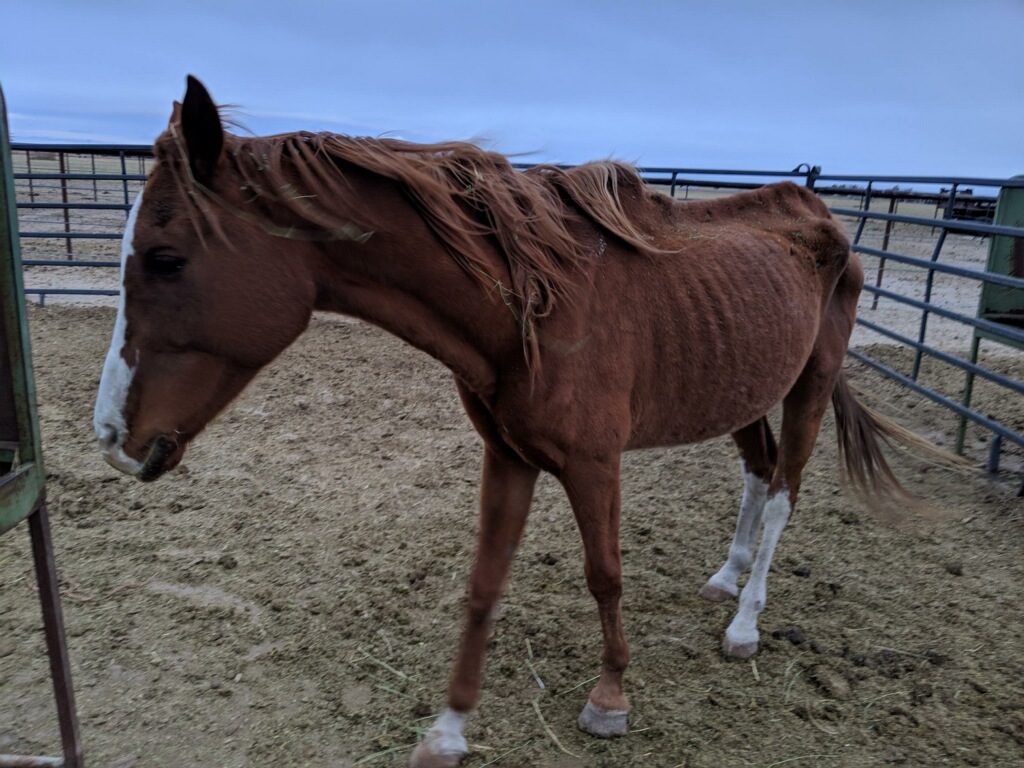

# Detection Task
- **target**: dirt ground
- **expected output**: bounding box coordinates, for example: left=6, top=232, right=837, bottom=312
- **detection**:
left=1, top=307, right=1022, bottom=768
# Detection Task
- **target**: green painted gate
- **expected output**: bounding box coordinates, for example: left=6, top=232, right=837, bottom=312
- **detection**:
left=0, top=85, right=83, bottom=768
left=956, top=178, right=1024, bottom=458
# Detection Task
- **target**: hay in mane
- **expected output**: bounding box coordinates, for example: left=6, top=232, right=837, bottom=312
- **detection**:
left=156, top=127, right=660, bottom=369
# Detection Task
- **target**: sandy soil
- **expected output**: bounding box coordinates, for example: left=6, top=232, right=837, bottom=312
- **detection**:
left=1, top=307, right=1022, bottom=768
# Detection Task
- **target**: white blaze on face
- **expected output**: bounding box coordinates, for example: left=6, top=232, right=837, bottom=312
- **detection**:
left=93, top=191, right=144, bottom=476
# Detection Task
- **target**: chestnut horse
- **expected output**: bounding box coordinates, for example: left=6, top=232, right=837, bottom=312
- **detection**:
left=94, top=77, right=938, bottom=768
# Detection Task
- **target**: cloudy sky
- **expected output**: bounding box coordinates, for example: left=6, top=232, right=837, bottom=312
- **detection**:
left=3, top=1, right=1022, bottom=176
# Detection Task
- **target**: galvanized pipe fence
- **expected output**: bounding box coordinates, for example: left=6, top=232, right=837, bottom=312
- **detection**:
left=11, top=143, right=1024, bottom=488
left=12, top=143, right=150, bottom=302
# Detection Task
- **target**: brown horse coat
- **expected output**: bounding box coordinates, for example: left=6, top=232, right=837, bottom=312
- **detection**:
left=94, top=78, right=938, bottom=768
left=486, top=177, right=853, bottom=459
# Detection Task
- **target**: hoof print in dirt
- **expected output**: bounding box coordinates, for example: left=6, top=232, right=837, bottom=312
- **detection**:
left=218, top=553, right=238, bottom=570
left=809, top=664, right=852, bottom=700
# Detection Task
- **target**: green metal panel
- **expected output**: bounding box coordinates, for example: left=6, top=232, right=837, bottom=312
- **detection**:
left=0, top=84, right=46, bottom=532
left=976, top=175, right=1024, bottom=349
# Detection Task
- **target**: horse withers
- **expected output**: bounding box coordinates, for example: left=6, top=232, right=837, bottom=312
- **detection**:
left=94, top=77, right=945, bottom=768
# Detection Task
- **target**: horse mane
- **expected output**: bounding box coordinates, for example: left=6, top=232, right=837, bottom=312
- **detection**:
left=155, top=127, right=660, bottom=371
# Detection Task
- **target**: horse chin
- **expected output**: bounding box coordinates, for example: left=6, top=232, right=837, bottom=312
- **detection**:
left=138, top=435, right=185, bottom=482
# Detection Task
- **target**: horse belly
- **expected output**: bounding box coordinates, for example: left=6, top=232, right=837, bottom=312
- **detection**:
left=625, top=267, right=824, bottom=449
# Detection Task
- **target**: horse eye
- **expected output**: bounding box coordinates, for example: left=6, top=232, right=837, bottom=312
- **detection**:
left=142, top=250, right=187, bottom=278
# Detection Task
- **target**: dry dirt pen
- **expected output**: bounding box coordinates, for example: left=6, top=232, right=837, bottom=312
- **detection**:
left=0, top=305, right=1021, bottom=768
left=4, top=158, right=1023, bottom=766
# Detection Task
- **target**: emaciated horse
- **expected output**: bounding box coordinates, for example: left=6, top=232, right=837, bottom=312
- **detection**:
left=94, top=77, right=944, bottom=768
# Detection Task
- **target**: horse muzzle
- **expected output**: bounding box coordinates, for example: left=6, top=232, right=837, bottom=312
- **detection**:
left=138, top=435, right=183, bottom=482
left=100, top=432, right=182, bottom=482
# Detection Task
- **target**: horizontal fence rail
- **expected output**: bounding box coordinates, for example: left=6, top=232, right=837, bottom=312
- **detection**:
left=11, top=143, right=1024, bottom=490
left=11, top=143, right=150, bottom=269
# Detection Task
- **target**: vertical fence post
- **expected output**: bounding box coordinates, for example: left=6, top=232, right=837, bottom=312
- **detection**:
left=870, top=195, right=898, bottom=310
left=881, top=196, right=897, bottom=249
left=57, top=151, right=71, bottom=259
left=670, top=171, right=678, bottom=199
left=90, top=154, right=97, bottom=202
left=872, top=195, right=897, bottom=309
left=909, top=182, right=960, bottom=380
left=28, top=499, right=85, bottom=768
left=955, top=335, right=982, bottom=454
left=944, top=182, right=959, bottom=221
left=805, top=165, right=820, bottom=190
left=24, top=149, right=35, bottom=201
left=119, top=151, right=129, bottom=208
left=910, top=229, right=949, bottom=380
left=987, top=435, right=1003, bottom=474
left=854, top=181, right=873, bottom=246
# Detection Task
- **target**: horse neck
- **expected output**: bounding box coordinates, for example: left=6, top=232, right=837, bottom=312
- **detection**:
left=304, top=174, right=514, bottom=397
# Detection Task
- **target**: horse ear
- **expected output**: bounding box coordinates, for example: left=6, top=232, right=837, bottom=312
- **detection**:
left=181, top=75, right=223, bottom=185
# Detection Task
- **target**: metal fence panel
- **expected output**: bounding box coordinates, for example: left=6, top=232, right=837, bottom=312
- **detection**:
left=10, top=143, right=1023, bottom=489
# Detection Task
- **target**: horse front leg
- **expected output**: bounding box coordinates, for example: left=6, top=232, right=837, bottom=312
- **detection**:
left=560, top=456, right=631, bottom=738
left=410, top=446, right=538, bottom=768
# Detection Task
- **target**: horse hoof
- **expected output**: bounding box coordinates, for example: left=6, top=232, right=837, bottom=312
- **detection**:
left=577, top=699, right=629, bottom=738
left=408, top=740, right=466, bottom=768
left=698, top=581, right=737, bottom=602
left=722, top=636, right=759, bottom=659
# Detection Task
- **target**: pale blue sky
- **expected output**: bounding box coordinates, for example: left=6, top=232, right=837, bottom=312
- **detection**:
left=2, top=1, right=1022, bottom=176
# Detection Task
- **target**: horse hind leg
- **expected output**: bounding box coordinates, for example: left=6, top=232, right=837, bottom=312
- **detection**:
left=722, top=349, right=844, bottom=659
left=699, top=418, right=776, bottom=602
left=718, top=248, right=860, bottom=658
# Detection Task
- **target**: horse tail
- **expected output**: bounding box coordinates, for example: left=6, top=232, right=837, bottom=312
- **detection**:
left=830, top=371, right=969, bottom=511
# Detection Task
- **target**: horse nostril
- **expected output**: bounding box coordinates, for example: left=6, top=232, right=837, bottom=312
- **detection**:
left=99, top=425, right=119, bottom=450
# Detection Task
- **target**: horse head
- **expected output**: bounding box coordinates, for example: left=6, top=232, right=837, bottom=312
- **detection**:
left=94, top=76, right=316, bottom=480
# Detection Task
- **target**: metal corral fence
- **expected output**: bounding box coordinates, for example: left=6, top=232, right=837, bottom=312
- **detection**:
left=10, top=143, right=1024, bottom=489
left=12, top=142, right=151, bottom=302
